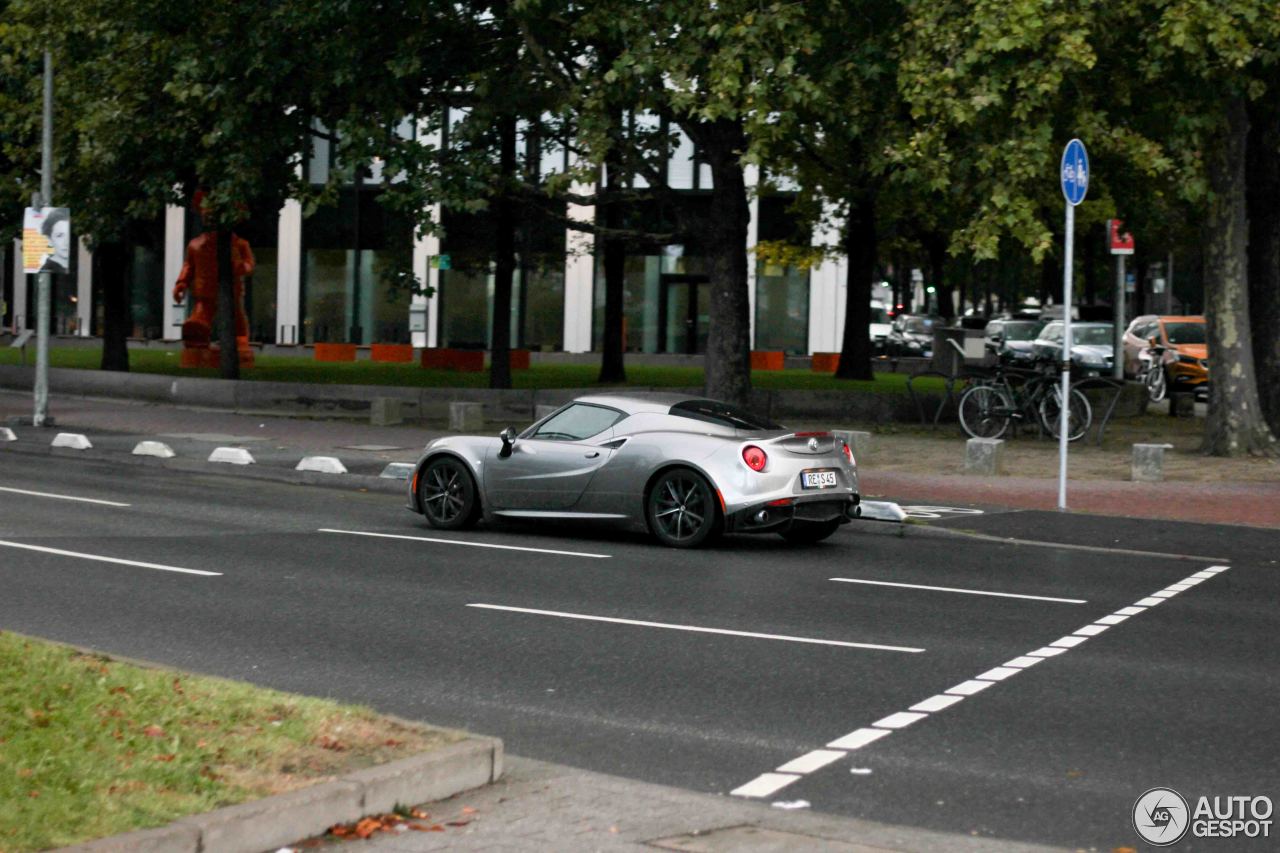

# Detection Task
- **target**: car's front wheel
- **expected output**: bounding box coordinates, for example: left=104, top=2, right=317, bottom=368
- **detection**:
left=779, top=519, right=842, bottom=545
left=419, top=457, right=480, bottom=530
left=646, top=468, right=720, bottom=548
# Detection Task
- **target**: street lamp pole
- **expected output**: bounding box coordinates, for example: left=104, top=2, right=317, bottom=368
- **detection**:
left=33, top=50, right=53, bottom=427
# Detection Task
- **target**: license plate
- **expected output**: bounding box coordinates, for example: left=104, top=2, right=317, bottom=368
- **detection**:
left=801, top=470, right=838, bottom=489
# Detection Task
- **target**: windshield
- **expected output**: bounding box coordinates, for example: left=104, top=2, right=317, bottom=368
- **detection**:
left=904, top=317, right=936, bottom=334
left=670, top=399, right=781, bottom=431
left=870, top=307, right=888, bottom=324
left=1164, top=322, right=1206, bottom=345
left=1002, top=322, right=1038, bottom=341
left=1073, top=326, right=1114, bottom=346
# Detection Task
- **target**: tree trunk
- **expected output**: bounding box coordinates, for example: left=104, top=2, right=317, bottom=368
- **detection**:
left=836, top=196, right=875, bottom=380
left=696, top=119, right=751, bottom=407
left=490, top=114, right=517, bottom=390
left=928, top=234, right=953, bottom=319
left=216, top=230, right=239, bottom=380
left=97, top=241, right=130, bottom=372
left=1202, top=96, right=1277, bottom=456
left=1247, top=87, right=1280, bottom=434
left=597, top=124, right=627, bottom=384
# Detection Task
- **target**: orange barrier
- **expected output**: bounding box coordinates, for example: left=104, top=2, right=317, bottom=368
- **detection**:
left=314, top=343, right=357, bottom=362
left=509, top=349, right=531, bottom=370
left=420, top=348, right=485, bottom=371
left=371, top=344, right=414, bottom=363
left=750, top=350, right=785, bottom=371
left=811, top=352, right=841, bottom=372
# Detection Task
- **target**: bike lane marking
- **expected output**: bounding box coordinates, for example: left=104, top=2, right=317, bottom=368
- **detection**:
left=0, top=485, right=131, bottom=507
left=319, top=528, right=611, bottom=559
left=0, top=539, right=220, bottom=577
left=830, top=577, right=1086, bottom=605
left=730, top=565, right=1231, bottom=800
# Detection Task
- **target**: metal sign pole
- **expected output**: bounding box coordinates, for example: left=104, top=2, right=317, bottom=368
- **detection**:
left=1058, top=201, right=1073, bottom=510
left=33, top=50, right=53, bottom=428
left=1113, top=253, right=1125, bottom=379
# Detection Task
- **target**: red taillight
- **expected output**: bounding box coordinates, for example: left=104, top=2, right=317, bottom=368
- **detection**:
left=842, top=442, right=854, bottom=465
left=742, top=445, right=767, bottom=471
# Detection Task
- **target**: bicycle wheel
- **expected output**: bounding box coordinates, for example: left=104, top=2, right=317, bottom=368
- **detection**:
left=1146, top=366, right=1167, bottom=403
left=958, top=384, right=1013, bottom=439
left=1040, top=386, right=1092, bottom=442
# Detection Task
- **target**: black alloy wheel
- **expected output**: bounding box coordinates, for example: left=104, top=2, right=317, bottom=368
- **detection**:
left=780, top=518, right=843, bottom=545
left=647, top=468, right=720, bottom=548
left=419, top=457, right=479, bottom=530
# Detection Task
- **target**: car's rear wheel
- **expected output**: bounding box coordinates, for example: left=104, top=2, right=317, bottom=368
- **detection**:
left=646, top=468, right=719, bottom=548
left=779, top=518, right=842, bottom=545
left=419, top=457, right=479, bottom=530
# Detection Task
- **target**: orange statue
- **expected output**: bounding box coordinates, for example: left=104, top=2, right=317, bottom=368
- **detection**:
left=173, top=191, right=256, bottom=369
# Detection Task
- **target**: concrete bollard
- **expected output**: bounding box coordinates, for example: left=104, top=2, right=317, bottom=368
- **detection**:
left=964, top=437, right=1005, bottom=476
left=370, top=397, right=403, bottom=427
left=1132, top=443, right=1173, bottom=482
left=832, top=430, right=872, bottom=463
left=449, top=402, right=485, bottom=432
left=534, top=404, right=559, bottom=422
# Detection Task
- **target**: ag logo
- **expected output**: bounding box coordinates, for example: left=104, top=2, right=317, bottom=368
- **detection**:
left=807, top=437, right=819, bottom=451
left=1134, top=787, right=1190, bottom=846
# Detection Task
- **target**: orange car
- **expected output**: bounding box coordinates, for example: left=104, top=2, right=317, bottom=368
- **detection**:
left=1122, top=315, right=1209, bottom=399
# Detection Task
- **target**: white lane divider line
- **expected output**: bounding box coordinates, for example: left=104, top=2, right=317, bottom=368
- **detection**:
left=319, top=528, right=612, bottom=559
left=830, top=577, right=1086, bottom=605
left=467, top=604, right=925, bottom=653
left=0, top=486, right=130, bottom=507
left=0, top=539, right=220, bottom=577
left=730, top=564, right=1231, bottom=800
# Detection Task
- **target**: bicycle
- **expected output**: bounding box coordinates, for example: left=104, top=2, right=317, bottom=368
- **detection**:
left=957, top=356, right=1092, bottom=442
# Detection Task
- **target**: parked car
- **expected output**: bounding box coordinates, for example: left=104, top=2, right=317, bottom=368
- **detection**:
left=869, top=300, right=891, bottom=353
left=1122, top=315, right=1208, bottom=399
left=1031, top=321, right=1116, bottom=376
left=886, top=314, right=942, bottom=357
left=982, top=318, right=1042, bottom=364
left=407, top=394, right=861, bottom=548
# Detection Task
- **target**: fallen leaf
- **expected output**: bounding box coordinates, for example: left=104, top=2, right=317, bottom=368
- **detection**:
left=461, top=806, right=477, bottom=815
left=384, top=738, right=402, bottom=747
left=28, top=790, right=40, bottom=798
left=410, top=808, right=430, bottom=819
left=153, top=754, right=176, bottom=762
left=354, top=817, right=382, bottom=838
left=446, top=820, right=471, bottom=828
left=315, top=735, right=347, bottom=751
left=143, top=725, right=165, bottom=738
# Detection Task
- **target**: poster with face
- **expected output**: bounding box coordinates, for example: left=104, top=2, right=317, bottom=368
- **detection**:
left=23, top=207, right=72, bottom=275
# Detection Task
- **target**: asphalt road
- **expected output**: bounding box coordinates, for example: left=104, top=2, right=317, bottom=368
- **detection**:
left=1, top=453, right=1276, bottom=849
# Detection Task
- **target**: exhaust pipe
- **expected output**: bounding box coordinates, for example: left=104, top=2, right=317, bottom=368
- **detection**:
left=754, top=510, right=769, bottom=524
left=846, top=503, right=862, bottom=520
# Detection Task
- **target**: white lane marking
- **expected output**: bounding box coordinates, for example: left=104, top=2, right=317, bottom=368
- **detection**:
left=827, top=728, right=892, bottom=750
left=830, top=577, right=1085, bottom=605
left=872, top=712, right=927, bottom=729
left=467, top=604, right=924, bottom=653
left=1074, top=625, right=1109, bottom=637
left=731, top=565, right=1231, bottom=799
left=730, top=773, right=800, bottom=798
left=0, top=539, right=220, bottom=577
left=777, top=750, right=845, bottom=774
left=1095, top=614, right=1129, bottom=626
left=1166, top=583, right=1194, bottom=591
left=1135, top=597, right=1164, bottom=607
left=910, top=694, right=965, bottom=713
left=1151, top=590, right=1178, bottom=599
left=320, top=528, right=611, bottom=559
left=946, top=679, right=996, bottom=696
left=1205, top=565, right=1230, bottom=573
left=0, top=486, right=130, bottom=507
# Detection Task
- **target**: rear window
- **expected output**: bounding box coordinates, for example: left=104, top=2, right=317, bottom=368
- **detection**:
left=1164, top=322, right=1206, bottom=345
left=1003, top=322, right=1038, bottom=341
left=670, top=399, right=780, bottom=431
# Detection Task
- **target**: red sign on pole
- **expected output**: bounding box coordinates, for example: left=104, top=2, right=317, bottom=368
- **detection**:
left=1108, top=219, right=1135, bottom=255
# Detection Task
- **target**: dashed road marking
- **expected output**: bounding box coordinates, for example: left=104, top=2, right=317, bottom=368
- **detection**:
left=731, top=565, right=1231, bottom=799
left=319, top=528, right=612, bottom=559
left=830, top=577, right=1086, bottom=604
left=467, top=604, right=924, bottom=653
left=0, top=539, right=220, bottom=577
left=0, top=486, right=130, bottom=507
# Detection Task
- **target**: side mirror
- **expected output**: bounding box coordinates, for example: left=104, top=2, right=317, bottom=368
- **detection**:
left=498, top=426, right=517, bottom=458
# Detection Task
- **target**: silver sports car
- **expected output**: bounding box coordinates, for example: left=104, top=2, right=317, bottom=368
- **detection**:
left=406, top=393, right=861, bottom=548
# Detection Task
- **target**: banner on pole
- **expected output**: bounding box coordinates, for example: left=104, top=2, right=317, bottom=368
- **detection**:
left=1108, top=219, right=1135, bottom=255
left=22, top=207, right=71, bottom=274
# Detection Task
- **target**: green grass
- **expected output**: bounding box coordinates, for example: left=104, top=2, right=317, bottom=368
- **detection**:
left=0, top=631, right=459, bottom=852
left=0, top=346, right=945, bottom=394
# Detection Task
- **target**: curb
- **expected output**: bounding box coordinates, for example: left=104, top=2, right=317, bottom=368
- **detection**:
left=64, top=739, right=503, bottom=853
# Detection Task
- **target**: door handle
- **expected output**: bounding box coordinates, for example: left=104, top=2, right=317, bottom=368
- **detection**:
left=585, top=451, right=600, bottom=458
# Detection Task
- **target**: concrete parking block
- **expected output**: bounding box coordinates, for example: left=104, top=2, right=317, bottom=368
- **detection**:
left=1132, top=443, right=1173, bottom=482
left=380, top=462, right=415, bottom=480
left=0, top=427, right=15, bottom=441
left=295, top=455, right=348, bottom=474
left=64, top=820, right=201, bottom=853
left=964, top=437, right=1004, bottom=476
left=51, top=432, right=92, bottom=450
left=208, top=447, right=255, bottom=465
left=348, top=737, right=503, bottom=815
left=371, top=397, right=404, bottom=426
left=179, top=780, right=364, bottom=853
left=131, top=440, right=176, bottom=458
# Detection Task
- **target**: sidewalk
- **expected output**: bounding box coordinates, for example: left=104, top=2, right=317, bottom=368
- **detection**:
left=2, top=389, right=1276, bottom=528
